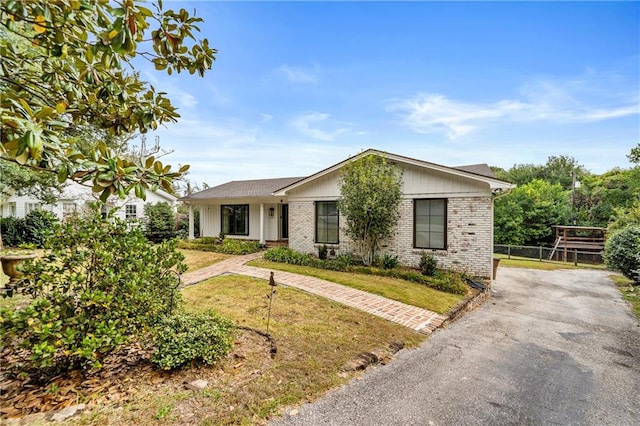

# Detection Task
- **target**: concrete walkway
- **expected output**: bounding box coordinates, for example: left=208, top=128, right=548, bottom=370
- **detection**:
left=181, top=252, right=447, bottom=334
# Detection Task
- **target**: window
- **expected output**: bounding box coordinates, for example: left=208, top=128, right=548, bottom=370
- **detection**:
left=26, top=203, right=41, bottom=214
left=125, top=204, right=137, bottom=220
left=62, top=202, right=76, bottom=219
left=221, top=204, right=249, bottom=235
left=414, top=199, right=447, bottom=249
left=9, top=202, right=16, bottom=217
left=315, top=201, right=339, bottom=244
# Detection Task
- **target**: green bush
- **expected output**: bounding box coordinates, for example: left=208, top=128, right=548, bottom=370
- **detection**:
left=177, top=238, right=262, bottom=255
left=381, top=253, right=399, bottom=269
left=22, top=210, right=58, bottom=248
left=144, top=202, right=177, bottom=243
left=0, top=210, right=186, bottom=371
left=0, top=216, right=25, bottom=247
left=263, top=248, right=468, bottom=295
left=318, top=244, right=328, bottom=260
left=151, top=311, right=236, bottom=370
left=604, top=226, right=640, bottom=284
left=419, top=251, right=438, bottom=276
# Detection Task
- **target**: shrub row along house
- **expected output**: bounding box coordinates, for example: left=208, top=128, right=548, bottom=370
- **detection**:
left=182, top=149, right=513, bottom=278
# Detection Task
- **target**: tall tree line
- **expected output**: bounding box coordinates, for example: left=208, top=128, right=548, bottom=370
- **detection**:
left=493, top=144, right=640, bottom=247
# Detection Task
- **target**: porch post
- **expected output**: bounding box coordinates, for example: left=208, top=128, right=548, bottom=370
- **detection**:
left=259, top=203, right=265, bottom=244
left=188, top=204, right=194, bottom=240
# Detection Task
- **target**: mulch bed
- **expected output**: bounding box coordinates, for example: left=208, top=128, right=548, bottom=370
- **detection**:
left=0, top=328, right=275, bottom=422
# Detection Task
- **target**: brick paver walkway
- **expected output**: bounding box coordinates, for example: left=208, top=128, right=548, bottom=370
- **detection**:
left=181, top=252, right=447, bottom=334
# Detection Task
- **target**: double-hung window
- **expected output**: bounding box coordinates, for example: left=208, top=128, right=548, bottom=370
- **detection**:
left=315, top=201, right=339, bottom=244
left=221, top=204, right=249, bottom=235
left=414, top=199, right=447, bottom=249
left=125, top=204, right=137, bottom=220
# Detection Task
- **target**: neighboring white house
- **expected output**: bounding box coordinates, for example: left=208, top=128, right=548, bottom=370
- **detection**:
left=0, top=181, right=177, bottom=221
left=180, top=149, right=514, bottom=278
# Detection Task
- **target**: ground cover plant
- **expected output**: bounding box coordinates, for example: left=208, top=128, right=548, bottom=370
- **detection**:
left=178, top=236, right=262, bottom=255
left=262, top=247, right=468, bottom=296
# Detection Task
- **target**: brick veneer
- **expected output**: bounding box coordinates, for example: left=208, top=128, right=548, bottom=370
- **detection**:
left=288, top=196, right=493, bottom=278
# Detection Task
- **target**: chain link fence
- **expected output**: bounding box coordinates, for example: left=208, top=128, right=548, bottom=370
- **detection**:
left=494, top=244, right=604, bottom=264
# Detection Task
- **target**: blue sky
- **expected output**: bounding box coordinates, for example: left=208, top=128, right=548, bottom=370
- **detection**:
left=139, top=1, right=640, bottom=188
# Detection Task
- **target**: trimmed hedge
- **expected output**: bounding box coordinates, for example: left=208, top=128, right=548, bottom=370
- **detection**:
left=178, top=238, right=262, bottom=255
left=604, top=225, right=640, bottom=284
left=263, top=247, right=468, bottom=295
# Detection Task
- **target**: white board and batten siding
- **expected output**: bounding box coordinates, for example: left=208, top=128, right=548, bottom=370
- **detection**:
left=199, top=200, right=282, bottom=241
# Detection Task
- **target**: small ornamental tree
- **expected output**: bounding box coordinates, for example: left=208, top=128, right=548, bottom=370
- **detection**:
left=338, top=154, right=402, bottom=265
left=604, top=225, right=640, bottom=284
left=144, top=201, right=176, bottom=243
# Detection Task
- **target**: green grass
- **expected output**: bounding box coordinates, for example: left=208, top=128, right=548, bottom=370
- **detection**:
left=494, top=253, right=607, bottom=271
left=609, top=274, right=640, bottom=320
left=248, top=259, right=464, bottom=314
left=68, top=275, right=424, bottom=425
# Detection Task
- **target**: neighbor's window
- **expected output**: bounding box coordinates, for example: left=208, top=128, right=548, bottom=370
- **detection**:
left=221, top=204, right=249, bottom=235
left=9, top=202, right=16, bottom=217
left=414, top=199, right=447, bottom=249
left=25, top=203, right=41, bottom=214
left=315, top=201, right=339, bottom=244
left=125, top=204, right=137, bottom=220
left=62, top=202, right=76, bottom=219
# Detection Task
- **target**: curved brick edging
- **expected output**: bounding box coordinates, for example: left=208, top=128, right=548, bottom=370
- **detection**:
left=441, top=284, right=492, bottom=327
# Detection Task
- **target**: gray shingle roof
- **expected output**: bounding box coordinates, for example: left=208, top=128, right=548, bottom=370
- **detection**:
left=180, top=176, right=305, bottom=201
left=454, top=164, right=496, bottom=178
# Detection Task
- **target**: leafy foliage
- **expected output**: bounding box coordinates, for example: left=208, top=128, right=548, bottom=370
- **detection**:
left=494, top=155, right=586, bottom=191
left=151, top=311, right=236, bottom=370
left=0, top=1, right=214, bottom=199
left=494, top=179, right=570, bottom=246
left=628, top=143, right=640, bottom=165
left=604, top=226, right=640, bottom=284
left=0, top=209, right=186, bottom=371
left=144, top=201, right=176, bottom=243
left=22, top=209, right=58, bottom=247
left=338, top=154, right=403, bottom=265
left=318, top=244, right=328, bottom=260
left=263, top=247, right=467, bottom=294
left=0, top=209, right=57, bottom=248
left=419, top=251, right=438, bottom=276
left=381, top=253, right=399, bottom=269
left=177, top=237, right=262, bottom=255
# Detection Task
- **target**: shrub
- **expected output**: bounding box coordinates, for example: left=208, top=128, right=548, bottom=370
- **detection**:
left=177, top=237, right=262, bottom=255
left=0, top=210, right=186, bottom=371
left=22, top=210, right=58, bottom=248
left=604, top=226, right=640, bottom=284
left=381, top=253, right=399, bottom=269
left=151, top=311, right=236, bottom=370
left=419, top=251, right=438, bottom=276
left=318, top=244, right=328, bottom=260
left=264, top=247, right=314, bottom=266
left=0, top=216, right=25, bottom=247
left=144, top=202, right=177, bottom=243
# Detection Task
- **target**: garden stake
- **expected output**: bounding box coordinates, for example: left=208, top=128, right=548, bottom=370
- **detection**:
left=266, top=271, right=277, bottom=334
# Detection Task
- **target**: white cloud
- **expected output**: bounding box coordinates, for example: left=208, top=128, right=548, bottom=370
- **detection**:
left=274, top=63, right=322, bottom=84
left=390, top=74, right=639, bottom=139
left=290, top=112, right=350, bottom=141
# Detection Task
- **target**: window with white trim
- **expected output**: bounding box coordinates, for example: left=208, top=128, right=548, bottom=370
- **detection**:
left=125, top=204, right=137, bottom=220
left=221, top=204, right=249, bottom=235
left=26, top=203, right=41, bottom=214
left=315, top=201, right=339, bottom=244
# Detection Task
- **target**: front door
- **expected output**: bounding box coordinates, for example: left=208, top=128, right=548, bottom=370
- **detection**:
left=281, top=204, right=289, bottom=239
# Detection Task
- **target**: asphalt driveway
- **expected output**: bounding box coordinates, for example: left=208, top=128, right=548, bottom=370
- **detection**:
left=273, top=267, right=640, bottom=425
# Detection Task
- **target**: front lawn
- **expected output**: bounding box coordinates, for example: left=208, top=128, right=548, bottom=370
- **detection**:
left=249, top=259, right=464, bottom=314
left=178, top=248, right=230, bottom=271
left=63, top=275, right=424, bottom=424
left=610, top=274, right=640, bottom=320
left=494, top=253, right=607, bottom=271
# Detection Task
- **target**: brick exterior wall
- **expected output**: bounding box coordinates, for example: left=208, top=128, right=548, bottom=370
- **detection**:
left=289, top=196, right=493, bottom=279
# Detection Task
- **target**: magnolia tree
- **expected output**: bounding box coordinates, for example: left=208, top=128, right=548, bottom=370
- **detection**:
left=0, top=0, right=216, bottom=201
left=338, top=154, right=402, bottom=265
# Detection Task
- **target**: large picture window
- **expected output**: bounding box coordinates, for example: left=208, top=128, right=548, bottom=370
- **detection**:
left=414, top=199, right=447, bottom=249
left=316, top=201, right=339, bottom=244
left=221, top=204, right=249, bottom=235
